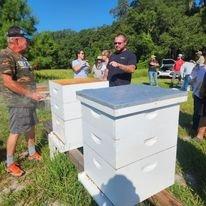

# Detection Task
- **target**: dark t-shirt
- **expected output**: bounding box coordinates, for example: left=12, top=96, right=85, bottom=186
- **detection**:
left=107, top=50, right=137, bottom=87
left=200, top=72, right=206, bottom=116
left=148, top=59, right=159, bottom=72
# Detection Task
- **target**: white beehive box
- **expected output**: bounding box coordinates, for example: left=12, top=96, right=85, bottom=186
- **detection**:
left=84, top=144, right=176, bottom=206
left=49, top=78, right=109, bottom=104
left=77, top=84, right=187, bottom=206
left=51, top=113, right=82, bottom=148
left=82, top=104, right=179, bottom=168
left=49, top=78, right=109, bottom=150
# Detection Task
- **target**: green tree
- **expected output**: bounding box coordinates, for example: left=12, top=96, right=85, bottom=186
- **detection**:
left=29, top=32, right=58, bottom=69
left=110, top=0, right=129, bottom=19
left=124, top=0, right=206, bottom=60
left=0, top=0, right=37, bottom=49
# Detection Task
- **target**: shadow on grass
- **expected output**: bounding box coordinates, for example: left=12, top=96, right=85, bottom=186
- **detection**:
left=0, top=140, right=6, bottom=162
left=36, top=131, right=48, bottom=152
left=177, top=138, right=206, bottom=203
left=31, top=120, right=51, bottom=154
left=142, top=82, right=150, bottom=85
left=164, top=81, right=182, bottom=89
left=90, top=199, right=98, bottom=206
left=179, top=111, right=194, bottom=137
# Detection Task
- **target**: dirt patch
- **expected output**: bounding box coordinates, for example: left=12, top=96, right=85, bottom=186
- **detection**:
left=0, top=167, right=34, bottom=202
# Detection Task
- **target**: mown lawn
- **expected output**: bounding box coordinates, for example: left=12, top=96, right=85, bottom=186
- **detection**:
left=0, top=69, right=206, bottom=205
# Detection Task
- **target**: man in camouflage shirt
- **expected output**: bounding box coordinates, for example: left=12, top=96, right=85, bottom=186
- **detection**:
left=0, top=26, right=44, bottom=177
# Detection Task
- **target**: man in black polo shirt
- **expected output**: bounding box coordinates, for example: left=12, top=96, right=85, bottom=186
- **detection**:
left=106, top=34, right=137, bottom=87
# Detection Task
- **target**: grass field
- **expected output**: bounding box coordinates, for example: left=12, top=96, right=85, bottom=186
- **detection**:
left=0, top=69, right=206, bottom=205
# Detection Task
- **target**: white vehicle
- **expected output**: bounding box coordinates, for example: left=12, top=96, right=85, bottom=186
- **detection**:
left=157, top=59, right=175, bottom=78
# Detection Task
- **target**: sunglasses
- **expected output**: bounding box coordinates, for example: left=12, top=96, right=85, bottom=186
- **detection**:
left=114, top=42, right=124, bottom=45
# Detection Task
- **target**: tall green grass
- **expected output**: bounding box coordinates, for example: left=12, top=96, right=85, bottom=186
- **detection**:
left=34, top=67, right=148, bottom=82
left=1, top=153, right=93, bottom=206
left=34, top=69, right=73, bottom=82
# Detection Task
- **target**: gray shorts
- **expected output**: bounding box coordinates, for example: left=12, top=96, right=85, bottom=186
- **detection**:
left=9, top=107, right=38, bottom=134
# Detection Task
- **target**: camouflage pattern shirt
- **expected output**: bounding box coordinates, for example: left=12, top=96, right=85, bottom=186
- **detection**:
left=0, top=47, right=36, bottom=108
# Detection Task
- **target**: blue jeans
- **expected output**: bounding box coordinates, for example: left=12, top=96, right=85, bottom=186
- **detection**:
left=148, top=71, right=158, bottom=86
left=181, top=75, right=191, bottom=91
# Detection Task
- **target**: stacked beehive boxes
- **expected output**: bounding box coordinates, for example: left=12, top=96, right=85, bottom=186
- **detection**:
left=77, top=85, right=187, bottom=206
left=49, top=78, right=109, bottom=155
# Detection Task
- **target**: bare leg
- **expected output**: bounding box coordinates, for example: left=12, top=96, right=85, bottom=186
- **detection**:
left=197, top=127, right=206, bottom=139
left=26, top=126, right=36, bottom=148
left=6, top=133, right=25, bottom=176
left=7, top=133, right=19, bottom=157
left=196, top=117, right=206, bottom=139
left=26, top=126, right=41, bottom=160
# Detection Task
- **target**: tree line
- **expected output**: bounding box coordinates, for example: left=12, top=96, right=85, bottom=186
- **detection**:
left=0, top=0, right=206, bottom=69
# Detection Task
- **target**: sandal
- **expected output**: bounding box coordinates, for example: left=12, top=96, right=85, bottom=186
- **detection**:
left=28, top=152, right=42, bottom=161
left=6, top=163, right=24, bottom=177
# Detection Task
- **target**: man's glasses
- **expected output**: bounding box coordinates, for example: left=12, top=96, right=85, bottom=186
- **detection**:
left=114, top=42, right=123, bottom=45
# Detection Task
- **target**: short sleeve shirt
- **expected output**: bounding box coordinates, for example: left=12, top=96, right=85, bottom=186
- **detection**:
left=191, top=65, right=206, bottom=98
left=0, top=48, right=36, bottom=108
left=72, top=59, right=89, bottom=78
left=148, top=59, right=159, bottom=72
left=107, top=50, right=137, bottom=87
left=197, top=56, right=205, bottom=65
left=173, top=59, right=184, bottom=72
left=92, top=62, right=107, bottom=80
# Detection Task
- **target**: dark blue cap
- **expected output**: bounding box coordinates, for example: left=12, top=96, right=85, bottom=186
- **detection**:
left=7, top=26, right=29, bottom=38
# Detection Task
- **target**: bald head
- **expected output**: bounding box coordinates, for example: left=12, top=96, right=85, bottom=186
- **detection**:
left=115, top=34, right=128, bottom=42
left=114, top=34, right=128, bottom=52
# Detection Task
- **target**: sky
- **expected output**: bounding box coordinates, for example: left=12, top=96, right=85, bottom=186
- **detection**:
left=27, top=0, right=117, bottom=32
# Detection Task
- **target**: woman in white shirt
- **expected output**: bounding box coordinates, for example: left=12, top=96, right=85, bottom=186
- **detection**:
left=101, top=50, right=111, bottom=80
left=92, top=56, right=104, bottom=79
left=92, top=50, right=111, bottom=80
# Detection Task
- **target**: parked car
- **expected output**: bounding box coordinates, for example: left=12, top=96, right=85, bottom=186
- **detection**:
left=157, top=59, right=175, bottom=78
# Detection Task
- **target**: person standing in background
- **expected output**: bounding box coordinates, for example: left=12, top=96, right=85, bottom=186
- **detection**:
left=190, top=59, right=206, bottom=137
left=171, top=54, right=184, bottom=87
left=180, top=60, right=196, bottom=91
left=92, top=55, right=104, bottom=79
left=101, top=50, right=110, bottom=80
left=195, top=75, right=206, bottom=141
left=105, top=34, right=137, bottom=87
left=148, top=55, right=159, bottom=86
left=101, top=50, right=110, bottom=66
left=196, top=51, right=205, bottom=65
left=72, top=50, right=90, bottom=78
left=92, top=50, right=111, bottom=80
left=0, top=26, right=44, bottom=177
left=195, top=55, right=206, bottom=140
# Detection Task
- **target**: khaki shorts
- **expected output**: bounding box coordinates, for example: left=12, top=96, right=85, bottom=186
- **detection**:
left=9, top=107, right=38, bottom=134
